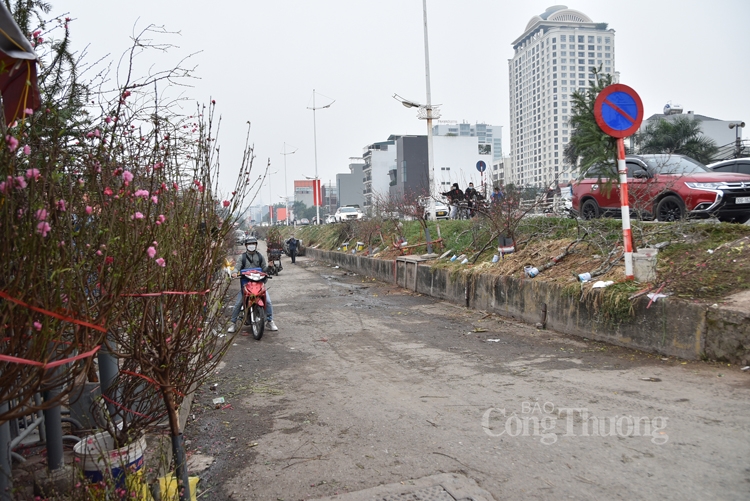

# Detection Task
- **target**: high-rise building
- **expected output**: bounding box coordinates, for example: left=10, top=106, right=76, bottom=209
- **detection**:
left=509, top=5, right=616, bottom=187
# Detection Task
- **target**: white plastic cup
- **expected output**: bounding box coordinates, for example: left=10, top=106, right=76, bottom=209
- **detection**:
left=578, top=272, right=592, bottom=282
left=491, top=255, right=499, bottom=263
left=524, top=266, right=539, bottom=278
left=461, top=258, right=469, bottom=264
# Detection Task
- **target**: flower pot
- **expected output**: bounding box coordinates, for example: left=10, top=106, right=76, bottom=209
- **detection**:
left=73, top=431, right=147, bottom=485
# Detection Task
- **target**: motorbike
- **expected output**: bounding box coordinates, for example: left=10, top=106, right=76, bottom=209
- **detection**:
left=238, top=268, right=271, bottom=340
left=267, top=246, right=283, bottom=275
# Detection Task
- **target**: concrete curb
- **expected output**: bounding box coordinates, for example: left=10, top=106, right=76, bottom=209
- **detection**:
left=307, top=248, right=749, bottom=364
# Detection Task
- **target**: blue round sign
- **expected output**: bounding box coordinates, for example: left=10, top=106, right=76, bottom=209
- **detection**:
left=476, top=160, right=487, bottom=173
left=593, top=84, right=644, bottom=138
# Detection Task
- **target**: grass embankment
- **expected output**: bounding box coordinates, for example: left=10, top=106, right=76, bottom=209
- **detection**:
left=278, top=218, right=750, bottom=304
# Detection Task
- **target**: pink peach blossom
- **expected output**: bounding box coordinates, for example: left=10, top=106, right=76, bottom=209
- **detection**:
left=5, top=135, right=18, bottom=152
left=25, top=168, right=40, bottom=180
left=151, top=196, right=158, bottom=204
left=104, top=187, right=113, bottom=196
left=134, top=189, right=149, bottom=198
left=222, top=200, right=230, bottom=207
left=85, top=206, right=93, bottom=215
left=57, top=199, right=66, bottom=211
left=122, top=170, right=134, bottom=183
left=155, top=258, right=166, bottom=267
left=147, top=246, right=156, bottom=259
left=35, top=209, right=47, bottom=220
left=24, top=108, right=33, bottom=115
left=14, top=177, right=26, bottom=189
left=131, top=212, right=144, bottom=220
left=36, top=221, right=51, bottom=237
left=33, top=321, right=42, bottom=331
left=22, top=145, right=30, bottom=155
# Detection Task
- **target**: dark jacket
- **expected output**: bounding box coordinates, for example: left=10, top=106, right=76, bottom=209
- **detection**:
left=442, top=187, right=464, bottom=203
left=287, top=238, right=299, bottom=250
left=464, top=187, right=478, bottom=201
left=235, top=250, right=267, bottom=273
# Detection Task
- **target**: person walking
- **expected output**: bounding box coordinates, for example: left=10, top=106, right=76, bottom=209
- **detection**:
left=286, top=234, right=299, bottom=264
left=491, top=185, right=504, bottom=204
left=228, top=236, right=278, bottom=333
left=464, top=182, right=478, bottom=216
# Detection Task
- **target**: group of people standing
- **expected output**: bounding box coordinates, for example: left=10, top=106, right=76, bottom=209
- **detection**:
left=441, top=182, right=504, bottom=219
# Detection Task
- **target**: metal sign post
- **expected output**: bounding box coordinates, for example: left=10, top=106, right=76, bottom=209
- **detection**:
left=593, top=84, right=644, bottom=280
left=476, top=160, right=487, bottom=198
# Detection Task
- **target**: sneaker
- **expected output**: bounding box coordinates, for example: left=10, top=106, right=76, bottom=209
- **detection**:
left=266, top=320, right=278, bottom=331
left=227, top=324, right=236, bottom=333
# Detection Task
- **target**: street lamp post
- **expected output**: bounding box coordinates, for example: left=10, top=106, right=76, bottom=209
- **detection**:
left=307, top=90, right=334, bottom=225
left=268, top=168, right=278, bottom=225
left=393, top=0, right=439, bottom=227
left=281, top=143, right=297, bottom=225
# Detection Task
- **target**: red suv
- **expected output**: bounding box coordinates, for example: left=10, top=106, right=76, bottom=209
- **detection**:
left=572, top=154, right=750, bottom=223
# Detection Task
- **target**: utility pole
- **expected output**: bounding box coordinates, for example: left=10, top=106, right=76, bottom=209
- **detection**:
left=308, top=90, right=334, bottom=225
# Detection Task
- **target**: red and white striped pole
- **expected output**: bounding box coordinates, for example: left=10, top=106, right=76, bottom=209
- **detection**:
left=617, top=138, right=634, bottom=280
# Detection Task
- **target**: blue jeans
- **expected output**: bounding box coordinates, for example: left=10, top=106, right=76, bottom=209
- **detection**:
left=231, top=289, right=273, bottom=323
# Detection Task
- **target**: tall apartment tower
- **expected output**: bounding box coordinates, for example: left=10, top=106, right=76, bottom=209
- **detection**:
left=509, top=6, right=615, bottom=187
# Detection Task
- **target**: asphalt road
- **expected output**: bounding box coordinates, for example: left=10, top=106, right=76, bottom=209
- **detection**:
left=184, top=243, right=750, bottom=501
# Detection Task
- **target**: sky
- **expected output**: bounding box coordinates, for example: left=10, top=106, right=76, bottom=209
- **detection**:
left=60, top=0, right=750, bottom=205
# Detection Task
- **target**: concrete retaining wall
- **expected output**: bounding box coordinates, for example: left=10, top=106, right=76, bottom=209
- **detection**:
left=308, top=248, right=745, bottom=363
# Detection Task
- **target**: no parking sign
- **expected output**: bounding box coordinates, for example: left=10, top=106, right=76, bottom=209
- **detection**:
left=593, top=84, right=644, bottom=281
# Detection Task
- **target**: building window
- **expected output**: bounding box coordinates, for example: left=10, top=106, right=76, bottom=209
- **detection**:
left=597, top=36, right=602, bottom=43
left=578, top=36, right=584, bottom=43
left=560, top=35, right=566, bottom=42
left=402, top=161, right=407, bottom=182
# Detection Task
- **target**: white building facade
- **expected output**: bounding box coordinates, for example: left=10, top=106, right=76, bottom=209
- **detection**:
left=432, top=122, right=502, bottom=162
left=509, top=5, right=616, bottom=187
left=362, top=140, right=397, bottom=213
left=432, top=135, right=494, bottom=195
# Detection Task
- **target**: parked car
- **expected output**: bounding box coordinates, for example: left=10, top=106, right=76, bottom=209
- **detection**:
left=334, top=206, right=364, bottom=222
left=325, top=214, right=336, bottom=224
left=571, top=154, right=750, bottom=223
left=421, top=198, right=450, bottom=220
left=708, top=158, right=750, bottom=176
left=298, top=218, right=310, bottom=225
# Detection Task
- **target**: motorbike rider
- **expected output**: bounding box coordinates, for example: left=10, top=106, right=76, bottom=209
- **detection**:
left=228, top=236, right=278, bottom=333
left=441, top=183, right=464, bottom=219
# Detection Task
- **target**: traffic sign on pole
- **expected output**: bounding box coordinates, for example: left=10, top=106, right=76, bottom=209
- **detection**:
left=594, top=84, right=644, bottom=281
left=593, top=84, right=644, bottom=138
left=476, top=160, right=486, bottom=173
